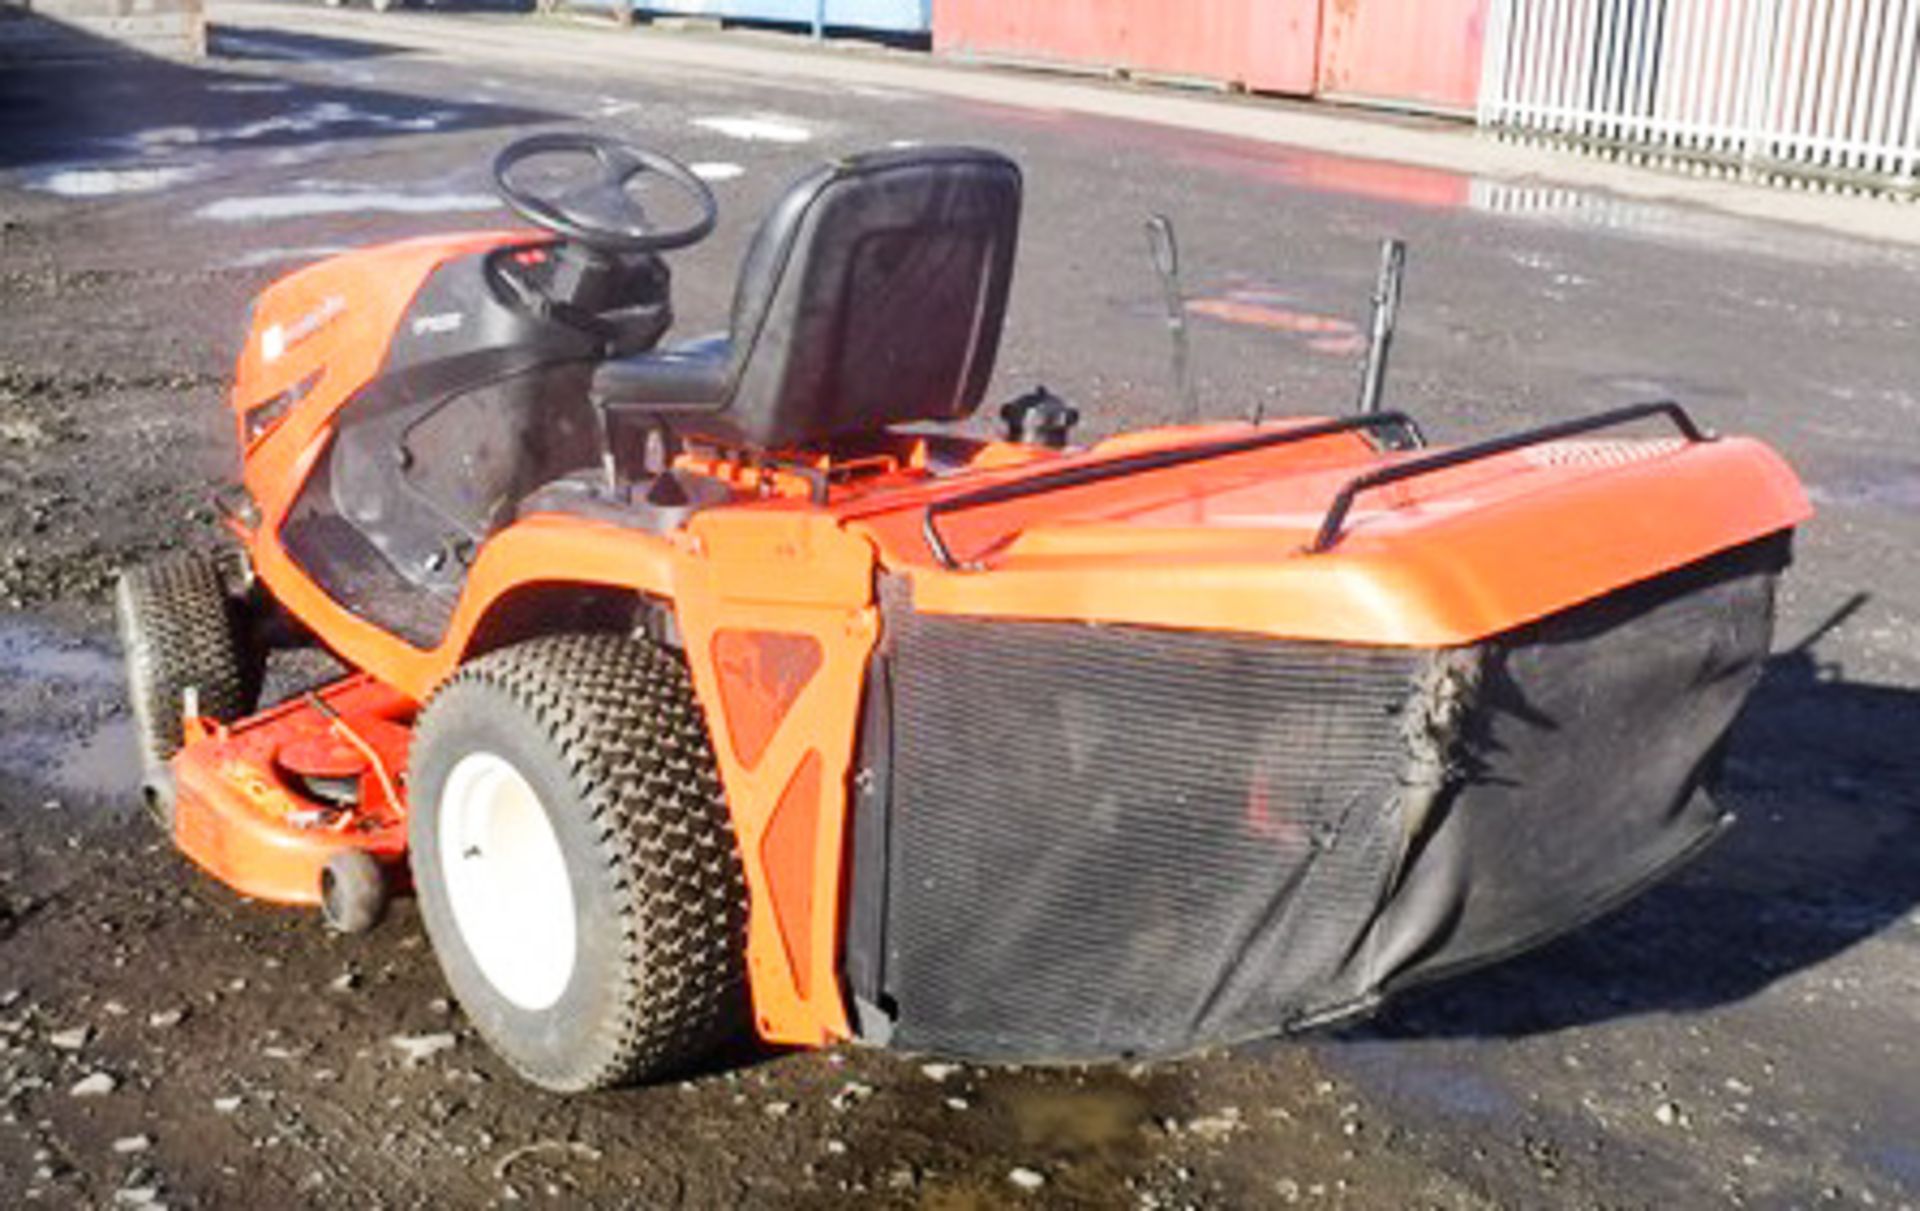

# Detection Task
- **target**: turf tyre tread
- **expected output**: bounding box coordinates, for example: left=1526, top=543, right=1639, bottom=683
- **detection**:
left=115, top=554, right=251, bottom=774
left=409, top=633, right=748, bottom=1091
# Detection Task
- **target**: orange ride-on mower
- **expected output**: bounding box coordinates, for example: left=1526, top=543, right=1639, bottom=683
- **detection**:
left=115, top=135, right=1810, bottom=1091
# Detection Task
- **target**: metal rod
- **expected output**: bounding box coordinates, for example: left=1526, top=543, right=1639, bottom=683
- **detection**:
left=1144, top=214, right=1199, bottom=424
left=812, top=0, right=825, bottom=40
left=922, top=411, right=1424, bottom=571
left=1356, top=238, right=1407, bottom=415
left=1310, top=400, right=1708, bottom=554
left=589, top=398, right=620, bottom=495
left=303, top=691, right=402, bottom=819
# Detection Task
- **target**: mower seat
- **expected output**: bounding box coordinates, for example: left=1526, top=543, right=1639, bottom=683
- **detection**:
left=590, top=146, right=1023, bottom=450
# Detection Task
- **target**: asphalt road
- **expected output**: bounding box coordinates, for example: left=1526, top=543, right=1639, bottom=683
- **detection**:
left=1, top=4, right=1917, bottom=1207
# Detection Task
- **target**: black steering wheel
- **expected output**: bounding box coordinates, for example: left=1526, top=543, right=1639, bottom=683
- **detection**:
left=492, top=132, right=718, bottom=255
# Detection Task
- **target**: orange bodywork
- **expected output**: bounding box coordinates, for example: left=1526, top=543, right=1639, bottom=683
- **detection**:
left=851, top=424, right=1809, bottom=646
left=185, top=233, right=1812, bottom=1050
left=231, top=230, right=537, bottom=494
left=173, top=676, right=411, bottom=905
left=668, top=510, right=878, bottom=1044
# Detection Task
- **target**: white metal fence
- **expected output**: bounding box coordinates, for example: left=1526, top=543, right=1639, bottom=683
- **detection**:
left=1478, top=0, right=1920, bottom=189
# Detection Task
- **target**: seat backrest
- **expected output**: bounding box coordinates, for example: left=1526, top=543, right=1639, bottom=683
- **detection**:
left=695, top=147, right=1022, bottom=449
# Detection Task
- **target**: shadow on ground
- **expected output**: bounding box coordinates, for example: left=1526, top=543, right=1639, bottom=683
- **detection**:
left=1362, top=598, right=1920, bottom=1040
left=209, top=24, right=411, bottom=61
left=0, top=20, right=555, bottom=172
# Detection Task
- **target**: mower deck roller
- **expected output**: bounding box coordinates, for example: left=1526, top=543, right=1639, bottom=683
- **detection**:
left=124, top=135, right=1810, bottom=1088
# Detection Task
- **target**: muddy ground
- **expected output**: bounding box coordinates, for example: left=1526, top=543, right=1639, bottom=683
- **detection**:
left=1, top=3, right=1917, bottom=1207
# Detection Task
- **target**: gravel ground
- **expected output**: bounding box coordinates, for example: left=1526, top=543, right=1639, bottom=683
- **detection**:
left=1, top=6, right=1916, bottom=1207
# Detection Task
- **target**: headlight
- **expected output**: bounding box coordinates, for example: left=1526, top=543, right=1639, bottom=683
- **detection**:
left=244, top=370, right=321, bottom=444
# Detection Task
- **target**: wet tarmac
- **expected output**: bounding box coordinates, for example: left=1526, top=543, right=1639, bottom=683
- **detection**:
left=1, top=4, right=1917, bottom=1207
left=0, top=616, right=139, bottom=811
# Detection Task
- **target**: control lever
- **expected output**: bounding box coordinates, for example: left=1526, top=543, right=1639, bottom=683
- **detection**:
left=1145, top=215, right=1199, bottom=424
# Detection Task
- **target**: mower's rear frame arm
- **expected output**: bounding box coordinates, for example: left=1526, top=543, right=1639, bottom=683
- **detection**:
left=1308, top=400, right=1709, bottom=553
left=920, top=410, right=1427, bottom=570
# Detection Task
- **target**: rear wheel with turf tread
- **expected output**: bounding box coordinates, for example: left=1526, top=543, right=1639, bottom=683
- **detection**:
left=114, top=554, right=255, bottom=827
left=407, top=633, right=749, bottom=1092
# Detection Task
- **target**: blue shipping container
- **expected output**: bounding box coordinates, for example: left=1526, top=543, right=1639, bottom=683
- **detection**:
left=637, top=0, right=930, bottom=34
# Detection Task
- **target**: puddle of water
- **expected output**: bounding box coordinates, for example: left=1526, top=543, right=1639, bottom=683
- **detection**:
left=1467, top=178, right=1917, bottom=268
left=222, top=103, right=454, bottom=141
left=692, top=114, right=814, bottom=144
left=1321, top=1039, right=1519, bottom=1121
left=210, top=30, right=349, bottom=63
left=197, top=190, right=502, bottom=222
left=994, top=1081, right=1152, bottom=1158
left=1113, top=119, right=1914, bottom=267
left=0, top=617, right=120, bottom=684
left=1806, top=464, right=1920, bottom=514
left=845, top=84, right=915, bottom=102
left=49, top=717, right=139, bottom=804
left=125, top=102, right=457, bottom=154
left=1868, top=1139, right=1920, bottom=1189
left=690, top=162, right=745, bottom=182
left=0, top=616, right=138, bottom=811
left=1157, top=136, right=1473, bottom=211
left=206, top=80, right=294, bottom=95
left=30, top=164, right=202, bottom=198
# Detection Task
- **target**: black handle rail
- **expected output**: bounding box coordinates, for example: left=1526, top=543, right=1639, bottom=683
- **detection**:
left=1308, top=400, right=1709, bottom=555
left=922, top=411, right=1426, bottom=570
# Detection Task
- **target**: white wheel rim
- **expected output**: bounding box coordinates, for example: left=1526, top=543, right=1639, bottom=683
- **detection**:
left=438, top=751, right=578, bottom=1011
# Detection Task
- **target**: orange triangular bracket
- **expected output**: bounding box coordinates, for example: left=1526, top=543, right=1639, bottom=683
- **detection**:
left=712, top=630, right=824, bottom=770
left=759, top=751, right=822, bottom=1001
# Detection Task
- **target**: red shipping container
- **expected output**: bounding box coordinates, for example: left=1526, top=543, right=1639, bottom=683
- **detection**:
left=1315, top=0, right=1487, bottom=115
left=934, top=0, right=1324, bottom=97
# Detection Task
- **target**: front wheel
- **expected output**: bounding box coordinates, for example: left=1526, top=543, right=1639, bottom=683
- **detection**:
left=114, top=554, right=258, bottom=828
left=407, top=633, right=749, bottom=1092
